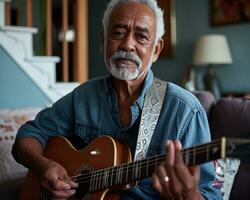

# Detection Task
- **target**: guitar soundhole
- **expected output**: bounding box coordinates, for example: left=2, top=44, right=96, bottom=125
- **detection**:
left=74, top=165, right=93, bottom=200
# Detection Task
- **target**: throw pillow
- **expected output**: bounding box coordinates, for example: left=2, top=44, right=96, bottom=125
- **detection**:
left=213, top=158, right=241, bottom=200
left=0, top=107, right=41, bottom=183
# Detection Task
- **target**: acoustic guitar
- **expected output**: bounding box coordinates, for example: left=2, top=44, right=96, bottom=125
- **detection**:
left=20, top=136, right=250, bottom=200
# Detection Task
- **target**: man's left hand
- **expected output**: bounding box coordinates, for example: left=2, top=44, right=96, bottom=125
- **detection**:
left=152, top=140, right=204, bottom=200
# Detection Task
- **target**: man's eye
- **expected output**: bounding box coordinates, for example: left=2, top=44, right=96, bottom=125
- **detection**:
left=111, top=31, right=125, bottom=39
left=136, top=33, right=148, bottom=42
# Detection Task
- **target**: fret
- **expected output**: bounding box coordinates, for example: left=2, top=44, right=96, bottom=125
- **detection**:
left=94, top=171, right=99, bottom=191
left=115, top=166, right=121, bottom=185
left=102, top=169, right=105, bottom=188
left=193, top=146, right=196, bottom=165
left=110, top=165, right=114, bottom=186
left=89, top=172, right=93, bottom=192
left=154, top=155, right=158, bottom=171
left=103, top=169, right=109, bottom=187
left=136, top=161, right=139, bottom=179
left=98, top=170, right=102, bottom=190
left=125, top=162, right=129, bottom=182
left=121, top=166, right=124, bottom=184
left=206, top=144, right=209, bottom=162
left=132, top=162, right=135, bottom=181
left=139, top=160, right=147, bottom=179
left=128, top=163, right=133, bottom=182
left=122, top=165, right=129, bottom=185
left=118, top=166, right=122, bottom=184
left=146, top=158, right=149, bottom=177
left=101, top=169, right=104, bottom=188
left=184, top=149, right=190, bottom=165
left=134, top=162, right=137, bottom=179
left=89, top=174, right=92, bottom=192
left=99, top=171, right=101, bottom=189
left=92, top=171, right=96, bottom=192
left=139, top=160, right=142, bottom=179
left=115, top=166, right=118, bottom=185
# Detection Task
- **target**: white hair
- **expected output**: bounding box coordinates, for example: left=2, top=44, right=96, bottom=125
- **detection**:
left=102, top=0, right=165, bottom=42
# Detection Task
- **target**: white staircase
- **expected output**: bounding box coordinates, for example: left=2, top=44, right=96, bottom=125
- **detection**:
left=0, top=0, right=80, bottom=103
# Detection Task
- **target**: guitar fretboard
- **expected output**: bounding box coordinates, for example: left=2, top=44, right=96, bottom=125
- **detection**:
left=75, top=138, right=226, bottom=192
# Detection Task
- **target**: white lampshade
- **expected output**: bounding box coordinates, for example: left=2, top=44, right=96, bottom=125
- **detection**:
left=192, top=34, right=232, bottom=66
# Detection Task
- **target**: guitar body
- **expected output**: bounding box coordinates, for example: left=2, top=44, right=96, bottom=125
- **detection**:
left=20, top=136, right=132, bottom=200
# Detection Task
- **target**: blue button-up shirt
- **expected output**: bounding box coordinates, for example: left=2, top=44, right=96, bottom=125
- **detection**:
left=13, top=70, right=221, bottom=199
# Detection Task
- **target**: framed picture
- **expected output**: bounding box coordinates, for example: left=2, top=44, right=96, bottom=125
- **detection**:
left=157, top=0, right=176, bottom=58
left=211, top=0, right=250, bottom=26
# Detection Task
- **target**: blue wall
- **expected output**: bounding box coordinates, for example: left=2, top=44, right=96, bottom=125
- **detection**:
left=0, top=47, right=50, bottom=108
left=1, top=0, right=249, bottom=108
left=89, top=0, right=250, bottom=93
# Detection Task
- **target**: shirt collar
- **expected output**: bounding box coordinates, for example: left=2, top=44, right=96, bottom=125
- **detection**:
left=104, top=69, right=154, bottom=109
left=136, top=69, right=154, bottom=109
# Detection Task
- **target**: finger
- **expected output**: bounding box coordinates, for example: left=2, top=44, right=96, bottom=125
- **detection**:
left=64, top=176, right=78, bottom=189
left=189, top=166, right=200, bottom=181
left=58, top=167, right=79, bottom=189
left=165, top=140, right=174, bottom=166
left=175, top=139, right=182, bottom=150
left=152, top=173, right=163, bottom=195
left=165, top=140, right=184, bottom=199
left=158, top=165, right=174, bottom=199
left=42, top=178, right=72, bottom=196
left=164, top=140, right=176, bottom=189
left=65, top=180, right=78, bottom=189
left=173, top=140, right=199, bottom=191
left=49, top=189, right=76, bottom=199
left=51, top=170, right=76, bottom=191
left=57, top=180, right=72, bottom=190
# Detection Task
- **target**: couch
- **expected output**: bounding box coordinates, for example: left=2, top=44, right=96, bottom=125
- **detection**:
left=0, top=92, right=250, bottom=200
left=0, top=107, right=41, bottom=200
left=194, top=91, right=250, bottom=200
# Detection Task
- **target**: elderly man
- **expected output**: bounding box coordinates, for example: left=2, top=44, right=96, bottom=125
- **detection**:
left=13, top=0, right=221, bottom=199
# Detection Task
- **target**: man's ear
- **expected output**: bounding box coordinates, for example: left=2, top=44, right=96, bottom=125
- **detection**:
left=152, top=38, right=164, bottom=62
left=100, top=31, right=104, bottom=53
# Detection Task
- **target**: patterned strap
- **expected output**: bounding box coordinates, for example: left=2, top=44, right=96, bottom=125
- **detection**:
left=134, top=78, right=168, bottom=160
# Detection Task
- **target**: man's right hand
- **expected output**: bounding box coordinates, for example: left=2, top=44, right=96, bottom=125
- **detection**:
left=15, top=138, right=78, bottom=199
left=38, top=159, right=78, bottom=199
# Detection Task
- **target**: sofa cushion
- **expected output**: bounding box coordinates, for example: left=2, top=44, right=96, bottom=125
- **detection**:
left=210, top=97, right=250, bottom=139
left=213, top=158, right=240, bottom=200
left=0, top=107, right=41, bottom=183
left=192, top=90, right=215, bottom=116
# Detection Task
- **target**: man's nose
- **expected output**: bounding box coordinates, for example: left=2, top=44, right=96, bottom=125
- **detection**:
left=119, top=33, right=136, bottom=52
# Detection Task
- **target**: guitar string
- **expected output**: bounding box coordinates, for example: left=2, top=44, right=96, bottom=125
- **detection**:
left=70, top=140, right=222, bottom=185
left=38, top=140, right=221, bottom=197
left=71, top=140, right=221, bottom=182
left=40, top=190, right=47, bottom=200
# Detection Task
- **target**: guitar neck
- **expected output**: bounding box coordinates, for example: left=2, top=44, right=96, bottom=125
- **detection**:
left=82, top=137, right=232, bottom=192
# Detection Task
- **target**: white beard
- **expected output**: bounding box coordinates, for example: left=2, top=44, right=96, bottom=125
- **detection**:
left=108, top=62, right=140, bottom=81
left=105, top=50, right=154, bottom=81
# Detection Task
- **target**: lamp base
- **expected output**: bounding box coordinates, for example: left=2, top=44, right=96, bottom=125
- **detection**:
left=204, top=65, right=221, bottom=100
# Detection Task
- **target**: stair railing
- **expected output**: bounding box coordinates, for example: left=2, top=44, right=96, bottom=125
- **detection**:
left=3, top=0, right=88, bottom=83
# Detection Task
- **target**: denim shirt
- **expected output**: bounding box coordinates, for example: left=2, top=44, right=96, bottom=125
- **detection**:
left=13, top=70, right=221, bottom=200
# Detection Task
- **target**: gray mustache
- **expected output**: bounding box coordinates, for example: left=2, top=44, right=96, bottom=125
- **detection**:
left=111, top=51, right=141, bottom=67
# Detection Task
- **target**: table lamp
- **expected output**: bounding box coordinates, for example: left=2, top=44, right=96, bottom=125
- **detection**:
left=192, top=34, right=232, bottom=100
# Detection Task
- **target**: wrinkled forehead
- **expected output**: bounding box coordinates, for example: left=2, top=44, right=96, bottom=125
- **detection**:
left=107, top=2, right=157, bottom=31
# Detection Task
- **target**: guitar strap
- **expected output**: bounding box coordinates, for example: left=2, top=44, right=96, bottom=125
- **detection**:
left=134, top=77, right=167, bottom=160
